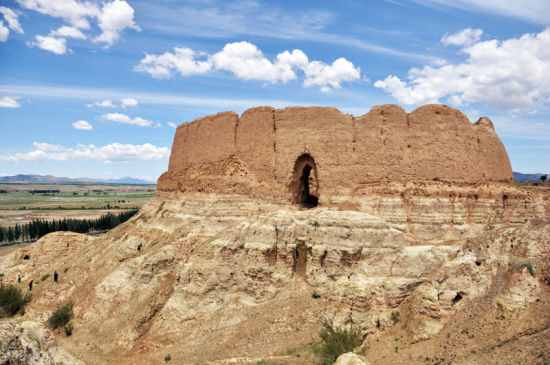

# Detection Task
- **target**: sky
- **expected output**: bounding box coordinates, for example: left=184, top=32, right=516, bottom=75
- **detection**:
left=0, top=0, right=549, bottom=182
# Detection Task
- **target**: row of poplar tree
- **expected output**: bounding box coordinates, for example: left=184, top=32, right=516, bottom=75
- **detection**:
left=0, top=209, right=138, bottom=243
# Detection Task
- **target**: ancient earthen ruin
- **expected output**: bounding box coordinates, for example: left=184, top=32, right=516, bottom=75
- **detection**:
left=158, top=104, right=513, bottom=205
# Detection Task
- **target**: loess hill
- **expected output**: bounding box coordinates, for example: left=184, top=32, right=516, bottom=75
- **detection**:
left=0, top=104, right=549, bottom=365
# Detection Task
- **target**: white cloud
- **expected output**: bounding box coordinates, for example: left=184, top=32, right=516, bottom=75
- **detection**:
left=72, top=120, right=92, bottom=130
left=0, top=21, right=8, bottom=42
left=16, top=0, right=99, bottom=29
left=302, top=58, right=361, bottom=90
left=0, top=141, right=169, bottom=163
left=94, top=0, right=140, bottom=46
left=134, top=47, right=211, bottom=79
left=0, top=96, right=21, bottom=108
left=167, top=122, right=177, bottom=128
left=154, top=122, right=162, bottom=128
left=210, top=43, right=307, bottom=83
left=16, top=0, right=139, bottom=50
left=50, top=25, right=86, bottom=39
left=441, top=28, right=483, bottom=47
left=30, top=35, right=68, bottom=54
left=100, top=113, right=153, bottom=127
left=374, top=28, right=550, bottom=113
left=121, top=97, right=138, bottom=107
left=87, top=99, right=116, bottom=108
left=0, top=6, right=24, bottom=35
left=135, top=41, right=361, bottom=91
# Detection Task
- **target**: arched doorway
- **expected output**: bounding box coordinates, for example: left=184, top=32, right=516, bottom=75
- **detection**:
left=289, top=154, right=319, bottom=208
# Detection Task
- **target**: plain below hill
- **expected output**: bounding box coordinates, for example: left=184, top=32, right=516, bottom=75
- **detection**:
left=0, top=174, right=155, bottom=185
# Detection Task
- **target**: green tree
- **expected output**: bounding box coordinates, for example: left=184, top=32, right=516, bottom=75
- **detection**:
left=541, top=174, right=547, bottom=183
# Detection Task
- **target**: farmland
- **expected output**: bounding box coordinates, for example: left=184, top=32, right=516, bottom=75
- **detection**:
left=0, top=183, right=155, bottom=228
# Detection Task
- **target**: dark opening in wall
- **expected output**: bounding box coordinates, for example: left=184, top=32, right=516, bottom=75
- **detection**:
left=23, top=255, right=30, bottom=260
left=289, top=154, right=319, bottom=208
left=452, top=292, right=463, bottom=305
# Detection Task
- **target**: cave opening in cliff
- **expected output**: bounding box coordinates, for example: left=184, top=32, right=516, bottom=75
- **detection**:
left=290, top=154, right=319, bottom=208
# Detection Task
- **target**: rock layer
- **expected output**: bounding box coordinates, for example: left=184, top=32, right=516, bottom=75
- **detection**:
left=1, top=182, right=548, bottom=364
left=159, top=105, right=513, bottom=202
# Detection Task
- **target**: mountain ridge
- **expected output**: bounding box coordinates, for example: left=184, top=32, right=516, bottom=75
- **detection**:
left=0, top=174, right=155, bottom=185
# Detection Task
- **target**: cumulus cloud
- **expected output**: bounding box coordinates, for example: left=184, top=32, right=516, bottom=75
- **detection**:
left=50, top=25, right=86, bottom=39
left=134, top=41, right=361, bottom=91
left=29, top=35, right=68, bottom=54
left=441, top=28, right=483, bottom=46
left=0, top=141, right=169, bottom=163
left=302, top=58, right=361, bottom=90
left=0, top=96, right=21, bottom=108
left=0, top=6, right=24, bottom=38
left=16, top=0, right=98, bottom=29
left=72, top=120, right=92, bottom=130
left=94, top=0, right=140, bottom=46
left=167, top=122, right=177, bottom=128
left=134, top=47, right=211, bottom=79
left=100, top=113, right=153, bottom=127
left=121, top=97, right=137, bottom=107
left=209, top=43, right=307, bottom=83
left=374, top=28, right=550, bottom=113
left=17, top=0, right=138, bottom=51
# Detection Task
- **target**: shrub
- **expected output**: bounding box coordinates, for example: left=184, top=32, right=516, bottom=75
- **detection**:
left=0, top=285, right=32, bottom=316
left=312, top=291, right=321, bottom=299
left=48, top=301, right=73, bottom=329
left=313, top=319, right=362, bottom=365
left=41, top=274, right=50, bottom=282
left=391, top=311, right=400, bottom=324
left=517, top=262, right=535, bottom=276
left=64, top=323, right=73, bottom=336
left=164, top=354, right=171, bottom=362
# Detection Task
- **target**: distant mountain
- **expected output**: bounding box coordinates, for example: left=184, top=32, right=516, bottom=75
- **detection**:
left=98, top=177, right=156, bottom=185
left=0, top=174, right=155, bottom=185
left=513, top=172, right=547, bottom=182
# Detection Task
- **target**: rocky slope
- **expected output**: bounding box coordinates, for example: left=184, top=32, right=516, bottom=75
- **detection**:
left=1, top=181, right=549, bottom=364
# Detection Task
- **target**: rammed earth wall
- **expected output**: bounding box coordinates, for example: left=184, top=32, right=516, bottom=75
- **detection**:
left=158, top=104, right=513, bottom=201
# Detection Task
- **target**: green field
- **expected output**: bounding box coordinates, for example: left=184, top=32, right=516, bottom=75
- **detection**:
left=0, top=183, right=155, bottom=227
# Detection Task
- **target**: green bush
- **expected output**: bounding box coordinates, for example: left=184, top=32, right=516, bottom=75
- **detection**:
left=312, top=291, right=321, bottom=299
left=41, top=274, right=50, bottom=282
left=0, top=285, right=32, bottom=316
left=48, top=301, right=73, bottom=329
left=64, top=323, right=73, bottom=336
left=313, top=319, right=362, bottom=365
left=164, top=354, right=171, bottom=362
left=517, top=262, right=535, bottom=276
left=391, top=311, right=400, bottom=324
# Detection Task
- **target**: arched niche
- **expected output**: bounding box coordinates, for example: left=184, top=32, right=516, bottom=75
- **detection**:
left=289, top=154, right=319, bottom=208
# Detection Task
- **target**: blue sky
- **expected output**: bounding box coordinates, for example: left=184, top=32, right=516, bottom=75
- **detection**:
left=0, top=0, right=549, bottom=181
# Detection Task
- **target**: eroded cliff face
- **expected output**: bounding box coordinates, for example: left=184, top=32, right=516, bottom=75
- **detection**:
left=158, top=105, right=513, bottom=202
left=1, top=182, right=548, bottom=364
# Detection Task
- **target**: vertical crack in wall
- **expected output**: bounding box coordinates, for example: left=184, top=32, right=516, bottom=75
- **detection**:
left=293, top=241, right=307, bottom=278
left=271, top=108, right=277, bottom=180
left=233, top=114, right=239, bottom=156
left=351, top=116, right=357, bottom=154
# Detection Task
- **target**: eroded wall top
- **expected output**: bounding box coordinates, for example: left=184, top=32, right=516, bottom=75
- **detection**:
left=158, top=104, right=513, bottom=200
